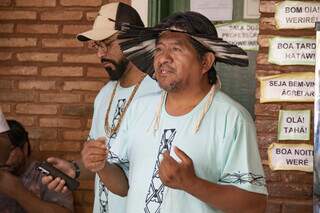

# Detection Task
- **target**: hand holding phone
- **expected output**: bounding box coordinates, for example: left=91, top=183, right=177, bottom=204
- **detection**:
left=37, top=161, right=80, bottom=191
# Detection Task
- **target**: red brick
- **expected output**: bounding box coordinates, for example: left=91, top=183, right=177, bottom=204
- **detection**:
left=39, top=118, right=81, bottom=128
left=84, top=94, right=96, bottom=104
left=0, top=104, right=11, bottom=113
left=78, top=180, right=94, bottom=190
left=5, top=116, right=36, bottom=126
left=17, top=24, right=58, bottom=34
left=63, top=130, right=89, bottom=140
left=60, top=0, right=101, bottom=7
left=0, top=66, right=37, bottom=76
left=266, top=199, right=282, bottom=213
left=0, top=24, right=14, bottom=33
left=281, top=171, right=313, bottom=184
left=255, top=119, right=278, bottom=133
left=40, top=141, right=82, bottom=152
left=86, top=119, right=92, bottom=129
left=256, top=53, right=269, bottom=65
left=86, top=11, right=97, bottom=21
left=282, top=200, right=312, bottom=213
left=16, top=0, right=56, bottom=7
left=63, top=81, right=104, bottom=91
left=267, top=183, right=312, bottom=198
left=0, top=0, right=11, bottom=6
left=40, top=93, right=81, bottom=103
left=0, top=92, right=34, bottom=102
left=0, top=52, right=12, bottom=61
left=83, top=190, right=94, bottom=203
left=0, top=11, right=36, bottom=20
left=87, top=67, right=108, bottom=77
left=257, top=134, right=277, bottom=149
left=62, top=25, right=91, bottom=35
left=17, top=52, right=58, bottom=62
left=62, top=105, right=93, bottom=116
left=40, top=10, right=83, bottom=20
left=263, top=166, right=281, bottom=182
left=255, top=103, right=280, bottom=117
left=28, top=128, right=58, bottom=140
left=63, top=53, right=99, bottom=64
left=16, top=104, right=58, bottom=115
left=260, top=17, right=276, bottom=31
left=42, top=38, right=83, bottom=48
left=41, top=66, right=83, bottom=77
left=18, top=80, right=56, bottom=90
left=0, top=80, right=13, bottom=89
left=0, top=38, right=37, bottom=47
left=257, top=35, right=271, bottom=48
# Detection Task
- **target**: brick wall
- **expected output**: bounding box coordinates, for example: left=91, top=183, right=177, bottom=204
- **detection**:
left=0, top=0, right=130, bottom=212
left=257, top=1, right=315, bottom=212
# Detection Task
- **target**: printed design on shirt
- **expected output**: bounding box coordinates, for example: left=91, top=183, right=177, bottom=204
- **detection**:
left=144, top=129, right=176, bottom=213
left=219, top=172, right=265, bottom=186
left=98, top=98, right=126, bottom=213
left=98, top=179, right=109, bottom=213
left=109, top=98, right=126, bottom=140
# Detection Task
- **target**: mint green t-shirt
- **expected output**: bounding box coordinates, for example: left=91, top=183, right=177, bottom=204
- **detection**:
left=89, top=76, right=160, bottom=213
left=111, top=90, right=267, bottom=213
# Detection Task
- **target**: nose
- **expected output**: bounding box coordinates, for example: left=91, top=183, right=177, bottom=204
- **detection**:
left=97, top=48, right=107, bottom=58
left=155, top=49, right=172, bottom=66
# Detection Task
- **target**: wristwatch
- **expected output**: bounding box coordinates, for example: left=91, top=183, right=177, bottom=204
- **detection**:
left=70, top=160, right=80, bottom=179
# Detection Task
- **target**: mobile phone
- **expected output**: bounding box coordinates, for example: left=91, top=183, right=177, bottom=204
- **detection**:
left=37, top=161, right=80, bottom=191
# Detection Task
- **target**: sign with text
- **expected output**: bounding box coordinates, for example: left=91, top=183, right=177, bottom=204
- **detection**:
left=216, top=22, right=259, bottom=51
left=268, top=143, right=313, bottom=172
left=268, top=37, right=316, bottom=66
left=275, top=1, right=320, bottom=29
left=259, top=72, right=315, bottom=103
left=278, top=110, right=311, bottom=140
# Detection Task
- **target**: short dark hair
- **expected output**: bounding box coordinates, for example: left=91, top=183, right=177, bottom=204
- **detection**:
left=7, top=120, right=31, bottom=156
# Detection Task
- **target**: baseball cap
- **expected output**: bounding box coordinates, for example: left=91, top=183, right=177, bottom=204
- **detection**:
left=77, top=2, right=144, bottom=42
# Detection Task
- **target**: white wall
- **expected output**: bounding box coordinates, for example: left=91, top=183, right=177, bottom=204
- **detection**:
left=131, top=0, right=149, bottom=26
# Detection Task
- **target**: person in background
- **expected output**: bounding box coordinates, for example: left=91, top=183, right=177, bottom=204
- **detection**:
left=41, top=2, right=160, bottom=213
left=0, top=119, right=73, bottom=213
left=82, top=11, right=268, bottom=213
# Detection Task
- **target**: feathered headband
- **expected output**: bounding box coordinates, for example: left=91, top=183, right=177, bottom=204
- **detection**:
left=117, top=11, right=249, bottom=77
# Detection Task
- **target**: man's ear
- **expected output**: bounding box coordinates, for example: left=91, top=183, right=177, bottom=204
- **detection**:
left=201, top=52, right=215, bottom=74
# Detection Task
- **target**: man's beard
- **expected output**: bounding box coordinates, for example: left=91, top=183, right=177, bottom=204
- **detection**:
left=101, top=57, right=129, bottom=81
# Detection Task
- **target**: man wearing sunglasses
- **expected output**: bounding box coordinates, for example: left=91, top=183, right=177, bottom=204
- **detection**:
left=41, top=2, right=159, bottom=213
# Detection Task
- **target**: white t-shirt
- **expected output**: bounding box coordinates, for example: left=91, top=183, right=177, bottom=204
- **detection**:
left=90, top=76, right=160, bottom=213
left=111, top=90, right=268, bottom=213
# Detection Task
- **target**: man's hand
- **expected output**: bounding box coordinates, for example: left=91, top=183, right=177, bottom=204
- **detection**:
left=81, top=137, right=108, bottom=173
left=41, top=157, right=74, bottom=193
left=0, top=171, right=24, bottom=197
left=159, top=146, right=197, bottom=190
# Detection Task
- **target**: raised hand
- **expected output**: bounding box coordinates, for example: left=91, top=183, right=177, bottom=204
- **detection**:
left=159, top=146, right=197, bottom=190
left=41, top=157, right=74, bottom=193
left=81, top=137, right=108, bottom=172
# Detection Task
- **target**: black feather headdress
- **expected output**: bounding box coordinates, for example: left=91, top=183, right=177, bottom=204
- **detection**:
left=117, top=11, right=249, bottom=77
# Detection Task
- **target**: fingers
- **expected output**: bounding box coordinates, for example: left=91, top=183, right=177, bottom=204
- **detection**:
left=174, top=146, right=191, bottom=164
left=42, top=175, right=68, bottom=193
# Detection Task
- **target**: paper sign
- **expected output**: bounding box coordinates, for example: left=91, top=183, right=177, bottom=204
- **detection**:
left=216, top=22, right=259, bottom=51
left=268, top=36, right=316, bottom=66
left=243, top=0, right=260, bottom=19
left=268, top=143, right=313, bottom=172
left=278, top=110, right=311, bottom=140
left=259, top=72, right=315, bottom=103
left=0, top=108, right=9, bottom=133
left=275, top=1, right=320, bottom=29
left=190, top=0, right=233, bottom=21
